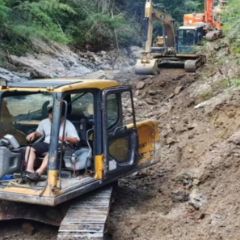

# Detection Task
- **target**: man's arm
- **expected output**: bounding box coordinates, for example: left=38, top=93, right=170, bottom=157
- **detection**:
left=59, top=120, right=80, bottom=145
left=26, top=120, right=45, bottom=142
left=26, top=131, right=42, bottom=142
left=59, top=136, right=78, bottom=145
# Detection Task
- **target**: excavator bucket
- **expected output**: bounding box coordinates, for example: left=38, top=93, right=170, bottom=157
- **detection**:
left=135, top=59, right=160, bottom=75
left=205, top=30, right=222, bottom=41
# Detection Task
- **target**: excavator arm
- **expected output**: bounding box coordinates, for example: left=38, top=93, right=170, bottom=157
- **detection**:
left=152, top=8, right=175, bottom=48
left=144, top=0, right=175, bottom=52
left=205, top=0, right=214, bottom=26
left=136, top=0, right=176, bottom=75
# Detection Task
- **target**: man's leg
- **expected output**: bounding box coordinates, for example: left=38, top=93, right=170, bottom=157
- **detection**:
left=36, top=154, right=49, bottom=176
left=25, top=146, right=37, bottom=173
left=25, top=142, right=49, bottom=174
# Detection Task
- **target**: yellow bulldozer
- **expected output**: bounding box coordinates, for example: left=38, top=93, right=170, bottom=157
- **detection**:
left=135, top=0, right=206, bottom=75
left=0, top=78, right=160, bottom=239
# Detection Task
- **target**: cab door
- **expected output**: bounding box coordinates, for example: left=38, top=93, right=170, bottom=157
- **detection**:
left=102, top=86, right=138, bottom=178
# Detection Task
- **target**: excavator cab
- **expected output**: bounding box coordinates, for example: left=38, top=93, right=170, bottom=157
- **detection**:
left=177, top=25, right=204, bottom=54
left=0, top=79, right=160, bottom=207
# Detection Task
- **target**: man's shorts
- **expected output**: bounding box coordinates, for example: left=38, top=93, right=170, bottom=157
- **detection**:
left=32, top=142, right=49, bottom=156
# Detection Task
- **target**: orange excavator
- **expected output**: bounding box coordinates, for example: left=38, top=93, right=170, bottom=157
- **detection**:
left=184, top=0, right=227, bottom=40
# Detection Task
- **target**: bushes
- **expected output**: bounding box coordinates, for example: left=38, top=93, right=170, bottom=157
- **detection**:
left=0, top=0, right=142, bottom=54
left=0, top=0, right=203, bottom=55
left=222, top=0, right=240, bottom=54
left=0, top=0, right=74, bottom=56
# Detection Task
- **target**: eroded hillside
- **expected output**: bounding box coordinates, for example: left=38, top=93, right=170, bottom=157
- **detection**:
left=109, top=41, right=240, bottom=239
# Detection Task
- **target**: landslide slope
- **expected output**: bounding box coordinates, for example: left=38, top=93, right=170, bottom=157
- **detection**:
left=109, top=41, right=240, bottom=240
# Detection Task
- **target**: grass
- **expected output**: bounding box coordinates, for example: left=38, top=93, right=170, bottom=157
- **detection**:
left=199, top=78, right=240, bottom=102
left=200, top=89, right=215, bottom=101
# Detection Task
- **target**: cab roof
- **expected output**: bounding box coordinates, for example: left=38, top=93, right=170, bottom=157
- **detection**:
left=179, top=25, right=203, bottom=30
left=5, top=78, right=119, bottom=92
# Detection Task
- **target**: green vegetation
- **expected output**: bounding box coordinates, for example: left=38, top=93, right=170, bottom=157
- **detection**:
left=222, top=0, right=240, bottom=54
left=0, top=0, right=202, bottom=55
left=230, top=79, right=240, bottom=88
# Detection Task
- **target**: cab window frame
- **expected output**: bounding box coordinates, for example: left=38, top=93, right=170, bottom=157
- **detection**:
left=106, top=92, right=120, bottom=130
left=61, top=89, right=99, bottom=155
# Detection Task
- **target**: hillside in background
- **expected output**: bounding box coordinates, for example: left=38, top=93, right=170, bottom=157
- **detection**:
left=0, top=0, right=202, bottom=65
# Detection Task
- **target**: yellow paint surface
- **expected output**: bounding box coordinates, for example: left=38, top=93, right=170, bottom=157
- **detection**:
left=94, top=155, right=104, bottom=180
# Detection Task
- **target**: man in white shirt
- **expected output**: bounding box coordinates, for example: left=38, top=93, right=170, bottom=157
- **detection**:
left=25, top=107, right=79, bottom=181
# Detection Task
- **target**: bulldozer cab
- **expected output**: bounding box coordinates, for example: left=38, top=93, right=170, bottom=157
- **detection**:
left=0, top=79, right=159, bottom=206
left=177, top=25, right=204, bottom=54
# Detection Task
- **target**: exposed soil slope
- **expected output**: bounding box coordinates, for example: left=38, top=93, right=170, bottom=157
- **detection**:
left=109, top=67, right=240, bottom=240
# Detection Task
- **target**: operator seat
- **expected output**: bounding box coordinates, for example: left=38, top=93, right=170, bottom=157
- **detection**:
left=63, top=128, right=93, bottom=171
left=63, top=103, right=94, bottom=172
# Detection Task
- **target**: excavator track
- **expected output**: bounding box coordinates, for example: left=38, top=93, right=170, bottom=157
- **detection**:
left=184, top=55, right=206, bottom=72
left=57, top=186, right=113, bottom=240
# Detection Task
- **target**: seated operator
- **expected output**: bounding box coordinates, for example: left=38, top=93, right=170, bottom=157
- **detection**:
left=25, top=107, right=79, bottom=181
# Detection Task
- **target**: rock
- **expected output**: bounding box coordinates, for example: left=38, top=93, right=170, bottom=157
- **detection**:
left=136, top=81, right=145, bottom=90
left=159, top=81, right=166, bottom=87
left=84, top=70, right=106, bottom=79
left=122, top=102, right=128, bottom=108
left=149, top=90, right=157, bottom=96
left=228, top=129, right=240, bottom=145
left=187, top=123, right=197, bottom=130
left=188, top=148, right=194, bottom=153
left=166, top=137, right=177, bottom=145
left=127, top=108, right=133, bottom=114
left=140, top=90, right=148, bottom=98
left=10, top=45, right=92, bottom=79
left=22, top=222, right=35, bottom=235
left=174, top=86, right=183, bottom=95
left=146, top=98, right=158, bottom=105
left=129, top=46, right=142, bottom=59
left=175, top=74, right=186, bottom=80
left=167, top=93, right=175, bottom=99
left=148, top=80, right=153, bottom=85
left=101, top=51, right=106, bottom=56
left=146, top=112, right=155, bottom=118
left=210, top=214, right=223, bottom=224
left=131, top=224, right=140, bottom=231
left=135, top=90, right=140, bottom=96
left=189, top=189, right=207, bottom=210
left=0, top=67, right=27, bottom=83
left=170, top=191, right=189, bottom=202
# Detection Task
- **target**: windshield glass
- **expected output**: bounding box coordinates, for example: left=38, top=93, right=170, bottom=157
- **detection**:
left=178, top=29, right=196, bottom=54
left=0, top=92, right=54, bottom=145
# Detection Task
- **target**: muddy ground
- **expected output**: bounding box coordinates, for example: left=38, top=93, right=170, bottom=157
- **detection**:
left=1, top=67, right=240, bottom=240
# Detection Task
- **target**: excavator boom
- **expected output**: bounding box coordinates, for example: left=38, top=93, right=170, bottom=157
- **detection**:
left=136, top=0, right=176, bottom=75
left=205, top=0, right=214, bottom=26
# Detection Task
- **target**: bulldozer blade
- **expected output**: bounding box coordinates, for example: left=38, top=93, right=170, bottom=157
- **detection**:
left=135, top=59, right=160, bottom=75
